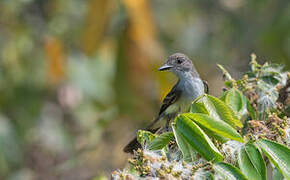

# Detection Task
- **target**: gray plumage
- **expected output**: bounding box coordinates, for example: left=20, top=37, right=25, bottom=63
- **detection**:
left=123, top=53, right=207, bottom=153
left=155, top=53, right=204, bottom=122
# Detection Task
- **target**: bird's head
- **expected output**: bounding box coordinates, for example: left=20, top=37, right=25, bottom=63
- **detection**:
left=158, top=53, right=195, bottom=77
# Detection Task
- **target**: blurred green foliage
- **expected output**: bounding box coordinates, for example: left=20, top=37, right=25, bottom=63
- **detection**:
left=0, top=0, right=289, bottom=179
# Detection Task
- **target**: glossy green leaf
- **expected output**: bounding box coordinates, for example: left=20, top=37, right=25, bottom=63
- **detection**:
left=175, top=114, right=223, bottom=162
left=202, top=95, right=243, bottom=128
left=238, top=143, right=266, bottom=180
left=261, top=76, right=280, bottom=86
left=256, top=139, right=290, bottom=179
left=172, top=125, right=197, bottom=162
left=196, top=123, right=228, bottom=143
left=226, top=89, right=243, bottom=112
left=213, top=162, right=248, bottom=180
left=272, top=167, right=284, bottom=180
left=225, top=89, right=248, bottom=120
left=137, top=130, right=155, bottom=148
left=219, top=91, right=228, bottom=101
left=184, top=113, right=243, bottom=142
left=147, top=132, right=173, bottom=150
left=191, top=102, right=208, bottom=114
left=247, top=98, right=256, bottom=120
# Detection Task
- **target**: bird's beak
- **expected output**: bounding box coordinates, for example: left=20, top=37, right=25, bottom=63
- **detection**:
left=158, top=64, right=173, bottom=71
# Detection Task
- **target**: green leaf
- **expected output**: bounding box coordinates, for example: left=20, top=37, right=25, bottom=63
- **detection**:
left=246, top=98, right=256, bottom=120
left=137, top=130, right=155, bottom=148
left=213, top=162, right=248, bottom=180
left=175, top=114, right=223, bottom=162
left=240, top=96, right=250, bottom=120
left=224, top=81, right=233, bottom=88
left=226, top=89, right=243, bottom=113
left=238, top=143, right=266, bottom=180
left=219, top=90, right=228, bottom=101
left=273, top=167, right=284, bottom=180
left=256, top=139, right=290, bottom=179
left=196, top=123, right=228, bottom=143
left=147, top=132, right=173, bottom=150
left=261, top=63, right=283, bottom=75
left=261, top=76, right=279, bottom=86
left=191, top=102, right=209, bottom=114
left=202, top=95, right=243, bottom=128
left=184, top=113, right=243, bottom=142
left=225, top=89, right=248, bottom=120
left=172, top=125, right=197, bottom=162
left=257, top=80, right=275, bottom=91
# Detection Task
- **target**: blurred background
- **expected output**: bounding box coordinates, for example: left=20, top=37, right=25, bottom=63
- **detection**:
left=0, top=0, right=289, bottom=179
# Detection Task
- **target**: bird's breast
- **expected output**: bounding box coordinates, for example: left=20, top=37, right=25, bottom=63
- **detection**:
left=181, top=78, right=204, bottom=101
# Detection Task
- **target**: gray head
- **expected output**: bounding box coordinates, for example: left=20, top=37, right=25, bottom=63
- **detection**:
left=158, top=53, right=198, bottom=77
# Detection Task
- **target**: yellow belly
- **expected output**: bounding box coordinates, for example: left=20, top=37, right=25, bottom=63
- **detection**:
left=164, top=98, right=191, bottom=115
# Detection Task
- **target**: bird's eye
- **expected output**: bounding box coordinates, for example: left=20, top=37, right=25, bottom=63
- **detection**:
left=177, top=59, right=183, bottom=64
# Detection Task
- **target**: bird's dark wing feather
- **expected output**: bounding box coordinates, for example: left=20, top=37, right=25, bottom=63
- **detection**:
left=158, top=82, right=182, bottom=116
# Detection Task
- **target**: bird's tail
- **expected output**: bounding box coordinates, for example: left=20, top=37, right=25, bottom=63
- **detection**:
left=123, top=116, right=164, bottom=153
left=123, top=127, right=160, bottom=153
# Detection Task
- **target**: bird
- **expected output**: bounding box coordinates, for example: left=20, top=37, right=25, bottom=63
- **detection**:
left=123, top=53, right=208, bottom=153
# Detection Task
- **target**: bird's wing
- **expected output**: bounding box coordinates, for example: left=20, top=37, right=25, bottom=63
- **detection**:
left=158, top=82, right=182, bottom=116
left=145, top=82, right=181, bottom=130
left=203, top=80, right=209, bottom=94
left=159, top=80, right=208, bottom=116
